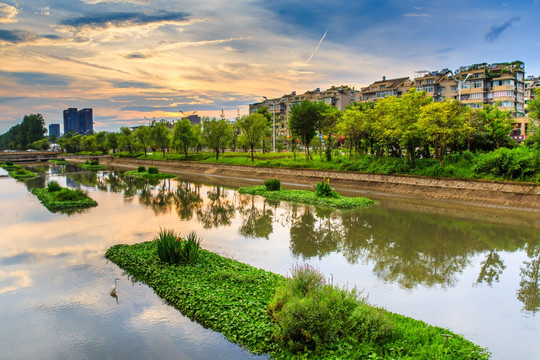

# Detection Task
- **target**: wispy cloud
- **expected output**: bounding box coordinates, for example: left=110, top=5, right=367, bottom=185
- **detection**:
left=81, top=0, right=149, bottom=4
left=60, top=11, right=190, bottom=29
left=0, top=29, right=60, bottom=44
left=484, top=17, right=520, bottom=43
left=0, top=70, right=72, bottom=86
left=124, top=52, right=151, bottom=59
left=34, top=6, right=51, bottom=16
left=0, top=2, right=18, bottom=23
left=403, top=13, right=430, bottom=17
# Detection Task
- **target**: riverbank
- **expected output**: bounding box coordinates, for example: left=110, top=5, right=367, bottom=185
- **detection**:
left=105, top=240, right=490, bottom=359
left=67, top=156, right=540, bottom=210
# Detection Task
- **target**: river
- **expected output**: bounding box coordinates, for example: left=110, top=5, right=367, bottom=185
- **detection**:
left=0, top=164, right=538, bottom=359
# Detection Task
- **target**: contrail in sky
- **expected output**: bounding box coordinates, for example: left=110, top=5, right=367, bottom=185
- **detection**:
left=306, top=29, right=327, bottom=63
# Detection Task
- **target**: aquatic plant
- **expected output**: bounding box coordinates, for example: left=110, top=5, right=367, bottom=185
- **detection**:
left=264, top=178, right=281, bottom=191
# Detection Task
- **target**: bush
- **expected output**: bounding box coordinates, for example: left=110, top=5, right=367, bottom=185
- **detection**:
left=54, top=188, right=89, bottom=201
left=315, top=179, right=338, bottom=198
left=47, top=181, right=62, bottom=192
left=148, top=166, right=159, bottom=174
left=6, top=161, right=13, bottom=166
left=473, top=147, right=539, bottom=181
left=137, top=166, right=146, bottom=173
left=155, top=228, right=202, bottom=265
left=268, top=264, right=394, bottom=353
left=264, top=178, right=281, bottom=191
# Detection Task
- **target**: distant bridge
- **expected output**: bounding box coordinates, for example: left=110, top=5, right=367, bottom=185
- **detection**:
left=0, top=151, right=62, bottom=163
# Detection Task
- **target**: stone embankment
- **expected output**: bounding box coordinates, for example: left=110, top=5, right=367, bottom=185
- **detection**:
left=71, top=156, right=540, bottom=210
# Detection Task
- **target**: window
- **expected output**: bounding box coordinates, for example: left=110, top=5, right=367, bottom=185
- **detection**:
left=474, top=73, right=481, bottom=78
left=471, top=93, right=484, bottom=99
left=380, top=85, right=386, bottom=89
left=500, top=101, right=514, bottom=107
left=517, top=103, right=524, bottom=111
left=451, top=85, right=457, bottom=91
left=439, top=86, right=445, bottom=93
left=470, top=103, right=482, bottom=109
left=423, top=85, right=434, bottom=93
left=517, top=83, right=524, bottom=90
left=493, top=91, right=514, bottom=97
left=426, top=79, right=434, bottom=84
left=517, top=72, right=524, bottom=81
left=472, top=80, right=483, bottom=88
left=371, top=86, right=377, bottom=90
left=517, top=93, right=524, bottom=101
left=461, top=82, right=470, bottom=89
left=416, top=86, right=423, bottom=91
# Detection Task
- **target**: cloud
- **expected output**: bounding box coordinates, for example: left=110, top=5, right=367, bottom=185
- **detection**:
left=35, top=6, right=51, bottom=16
left=124, top=52, right=151, bottom=59
left=60, top=11, right=190, bottom=29
left=435, top=47, right=457, bottom=54
left=0, top=70, right=72, bottom=86
left=403, top=13, right=430, bottom=17
left=484, top=17, right=520, bottom=42
left=0, top=2, right=18, bottom=23
left=0, top=29, right=61, bottom=44
left=81, top=0, right=149, bottom=4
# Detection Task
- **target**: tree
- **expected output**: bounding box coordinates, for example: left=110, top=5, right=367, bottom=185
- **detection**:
left=106, top=132, right=119, bottom=154
left=417, top=100, right=470, bottom=166
left=0, top=113, right=46, bottom=150
left=236, top=113, right=267, bottom=161
left=201, top=117, right=232, bottom=160
left=134, top=126, right=151, bottom=157
left=524, top=89, right=540, bottom=148
left=317, top=101, right=341, bottom=161
left=257, top=106, right=272, bottom=153
left=172, top=119, right=196, bottom=159
left=150, top=120, right=171, bottom=158
left=119, top=126, right=135, bottom=154
left=94, top=131, right=108, bottom=154
left=337, top=107, right=371, bottom=161
left=289, top=100, right=320, bottom=160
left=480, top=104, right=515, bottom=149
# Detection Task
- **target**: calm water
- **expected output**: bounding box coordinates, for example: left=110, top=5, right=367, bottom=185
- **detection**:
left=0, top=164, right=539, bottom=359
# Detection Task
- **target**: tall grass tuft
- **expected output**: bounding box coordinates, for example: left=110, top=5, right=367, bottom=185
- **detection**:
left=314, top=178, right=338, bottom=198
left=47, top=180, right=62, bottom=192
left=137, top=166, right=146, bottom=173
left=148, top=166, right=159, bottom=174
left=155, top=228, right=202, bottom=265
left=264, top=178, right=281, bottom=191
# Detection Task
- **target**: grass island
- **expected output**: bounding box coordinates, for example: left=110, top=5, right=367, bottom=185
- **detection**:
left=238, top=178, right=375, bottom=209
left=0, top=162, right=37, bottom=180
left=124, top=166, right=177, bottom=180
left=105, top=230, right=489, bottom=360
left=32, top=180, right=97, bottom=212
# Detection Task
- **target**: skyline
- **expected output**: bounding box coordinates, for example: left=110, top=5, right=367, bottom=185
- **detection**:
left=0, top=0, right=539, bottom=134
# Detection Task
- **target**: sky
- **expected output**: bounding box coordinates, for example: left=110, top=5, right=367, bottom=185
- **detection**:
left=0, top=0, right=539, bottom=134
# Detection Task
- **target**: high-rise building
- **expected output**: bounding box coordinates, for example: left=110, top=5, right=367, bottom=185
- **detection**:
left=78, top=108, right=93, bottom=134
left=48, top=124, right=60, bottom=138
left=63, top=108, right=78, bottom=134
left=63, top=107, right=93, bottom=134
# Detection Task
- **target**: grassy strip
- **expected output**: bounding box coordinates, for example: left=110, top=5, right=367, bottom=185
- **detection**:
left=49, top=159, right=69, bottom=164
left=31, top=187, right=98, bottom=211
left=105, top=241, right=489, bottom=359
left=124, top=170, right=177, bottom=180
left=238, top=185, right=375, bottom=209
left=0, top=163, right=37, bottom=179
left=77, top=163, right=107, bottom=171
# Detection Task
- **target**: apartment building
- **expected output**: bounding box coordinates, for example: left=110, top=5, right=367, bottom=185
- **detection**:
left=249, top=85, right=360, bottom=137
left=360, top=61, right=526, bottom=117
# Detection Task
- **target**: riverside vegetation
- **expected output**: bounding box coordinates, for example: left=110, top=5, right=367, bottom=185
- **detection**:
left=77, top=158, right=107, bottom=171
left=124, top=166, right=177, bottom=180
left=31, top=180, right=97, bottom=212
left=238, top=178, right=375, bottom=209
left=0, top=161, right=37, bottom=180
left=106, top=229, right=489, bottom=359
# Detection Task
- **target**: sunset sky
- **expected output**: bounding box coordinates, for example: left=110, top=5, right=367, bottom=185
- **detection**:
left=0, top=0, right=539, bottom=133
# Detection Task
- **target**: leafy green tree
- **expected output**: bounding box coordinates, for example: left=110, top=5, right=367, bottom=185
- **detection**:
left=120, top=127, right=135, bottom=154
left=480, top=104, right=515, bottom=149
left=30, top=139, right=50, bottom=150
left=191, top=124, right=203, bottom=153
left=236, top=113, right=267, bottom=161
left=417, top=100, right=470, bottom=166
left=106, top=132, right=119, bottom=154
left=172, top=119, right=196, bottom=159
left=201, top=117, right=232, bottom=160
left=0, top=113, right=46, bottom=150
left=337, top=106, right=372, bottom=161
left=81, top=134, right=97, bottom=152
left=257, top=106, right=272, bottom=153
left=524, top=89, right=540, bottom=148
left=134, top=126, right=151, bottom=157
left=289, top=100, right=320, bottom=160
left=317, top=101, right=341, bottom=161
left=94, top=131, right=108, bottom=153
left=151, top=121, right=171, bottom=158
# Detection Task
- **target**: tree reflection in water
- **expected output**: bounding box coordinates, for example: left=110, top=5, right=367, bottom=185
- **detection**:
left=196, top=186, right=236, bottom=228
left=239, top=196, right=273, bottom=239
left=475, top=250, right=506, bottom=286
left=174, top=182, right=203, bottom=220
left=517, top=249, right=540, bottom=313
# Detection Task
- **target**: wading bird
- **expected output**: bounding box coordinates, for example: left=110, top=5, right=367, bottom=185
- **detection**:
left=110, top=278, right=120, bottom=296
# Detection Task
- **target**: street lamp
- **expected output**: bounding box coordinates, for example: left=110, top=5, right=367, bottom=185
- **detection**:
left=458, top=73, right=473, bottom=102
left=262, top=96, right=276, bottom=152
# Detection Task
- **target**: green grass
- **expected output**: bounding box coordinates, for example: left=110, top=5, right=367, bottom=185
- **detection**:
left=238, top=185, right=375, bottom=209
left=105, top=240, right=490, bottom=359
left=48, top=159, right=69, bottom=164
left=116, top=149, right=540, bottom=183
left=0, top=163, right=37, bottom=179
left=78, top=163, right=107, bottom=171
left=32, top=186, right=98, bottom=212
left=124, top=170, right=177, bottom=180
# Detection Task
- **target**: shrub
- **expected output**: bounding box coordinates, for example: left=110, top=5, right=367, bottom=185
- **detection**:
left=137, top=166, right=146, bottom=173
left=155, top=228, right=202, bottom=265
left=148, top=166, right=159, bottom=174
left=315, top=179, right=338, bottom=198
left=264, top=178, right=281, bottom=191
left=47, top=181, right=62, bottom=192
left=54, top=188, right=88, bottom=201
left=6, top=161, right=13, bottom=166
left=267, top=264, right=394, bottom=353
